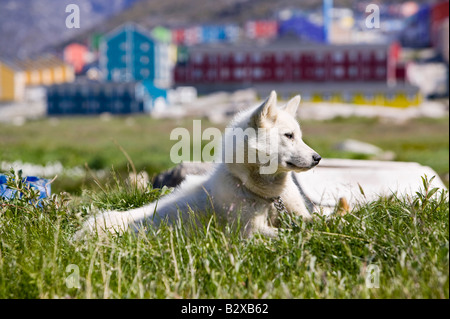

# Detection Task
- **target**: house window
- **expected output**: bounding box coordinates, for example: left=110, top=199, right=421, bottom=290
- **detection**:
left=112, top=69, right=125, bottom=81
left=193, top=53, right=204, bottom=64
left=253, top=67, right=263, bottom=79
left=333, top=51, right=344, bottom=63
left=140, top=69, right=150, bottom=77
left=234, top=53, right=245, bottom=64
left=193, top=69, right=203, bottom=80
left=315, top=53, right=325, bottom=63
left=334, top=66, right=345, bottom=78
left=140, top=43, right=150, bottom=52
left=348, top=66, right=358, bottom=78
left=140, top=56, right=149, bottom=64
left=276, top=67, right=285, bottom=78
left=315, top=67, right=325, bottom=78
left=253, top=53, right=262, bottom=63
left=234, top=68, right=244, bottom=79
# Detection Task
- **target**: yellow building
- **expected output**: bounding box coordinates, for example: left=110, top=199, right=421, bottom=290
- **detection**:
left=0, top=55, right=74, bottom=102
left=0, top=59, right=25, bottom=102
left=16, top=55, right=75, bottom=87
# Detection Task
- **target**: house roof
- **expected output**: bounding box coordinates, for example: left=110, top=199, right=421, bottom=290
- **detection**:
left=103, top=22, right=156, bottom=43
left=0, top=55, right=22, bottom=71
left=184, top=39, right=391, bottom=54
left=14, top=54, right=67, bottom=71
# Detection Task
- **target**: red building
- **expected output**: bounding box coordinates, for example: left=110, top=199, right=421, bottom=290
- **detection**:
left=64, top=43, right=88, bottom=74
left=172, top=29, right=186, bottom=45
left=174, top=42, right=404, bottom=86
left=244, top=20, right=279, bottom=40
left=430, top=1, right=449, bottom=47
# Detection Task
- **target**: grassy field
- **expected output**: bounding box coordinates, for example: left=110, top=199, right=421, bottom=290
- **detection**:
left=0, top=115, right=448, bottom=298
left=0, top=115, right=448, bottom=193
left=0, top=170, right=448, bottom=298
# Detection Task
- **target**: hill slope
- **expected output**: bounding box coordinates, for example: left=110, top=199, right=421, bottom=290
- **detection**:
left=0, top=0, right=140, bottom=58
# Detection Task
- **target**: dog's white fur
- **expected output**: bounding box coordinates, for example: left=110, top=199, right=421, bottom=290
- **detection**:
left=77, top=91, right=321, bottom=238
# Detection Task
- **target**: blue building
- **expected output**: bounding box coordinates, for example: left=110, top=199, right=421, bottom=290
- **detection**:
left=136, top=80, right=168, bottom=112
left=47, top=81, right=145, bottom=115
left=278, top=16, right=325, bottom=43
left=100, top=23, right=172, bottom=88
left=200, top=24, right=240, bottom=43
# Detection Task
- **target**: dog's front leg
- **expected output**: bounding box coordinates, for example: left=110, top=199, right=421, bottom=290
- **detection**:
left=242, top=214, right=279, bottom=238
left=282, top=179, right=313, bottom=220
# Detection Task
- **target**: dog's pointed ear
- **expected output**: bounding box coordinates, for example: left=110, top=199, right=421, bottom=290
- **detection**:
left=282, top=95, right=301, bottom=116
left=251, top=91, right=278, bottom=127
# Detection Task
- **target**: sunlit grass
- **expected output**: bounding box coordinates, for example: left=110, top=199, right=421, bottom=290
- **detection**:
left=0, top=171, right=448, bottom=298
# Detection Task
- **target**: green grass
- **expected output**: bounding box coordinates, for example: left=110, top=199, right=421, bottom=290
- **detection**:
left=0, top=170, right=448, bottom=298
left=0, top=115, right=448, bottom=194
left=0, top=115, right=448, bottom=298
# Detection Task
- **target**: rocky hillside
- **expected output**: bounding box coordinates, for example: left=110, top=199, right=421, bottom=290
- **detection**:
left=0, top=0, right=139, bottom=58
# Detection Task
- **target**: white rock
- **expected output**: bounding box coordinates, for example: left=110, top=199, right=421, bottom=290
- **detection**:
left=334, top=139, right=383, bottom=155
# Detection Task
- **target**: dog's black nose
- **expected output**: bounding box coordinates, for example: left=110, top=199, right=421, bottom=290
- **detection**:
left=312, top=153, right=322, bottom=164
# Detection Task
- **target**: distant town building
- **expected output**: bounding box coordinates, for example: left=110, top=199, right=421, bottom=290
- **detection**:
left=100, top=23, right=173, bottom=88
left=47, top=81, right=145, bottom=115
left=90, top=33, right=104, bottom=53
left=172, top=24, right=240, bottom=46
left=430, top=1, right=449, bottom=49
left=47, top=80, right=171, bottom=115
left=64, top=43, right=89, bottom=74
left=201, top=24, right=240, bottom=44
left=136, top=80, right=169, bottom=112
left=174, top=41, right=420, bottom=107
left=400, top=1, right=449, bottom=49
left=0, top=55, right=74, bottom=102
left=151, top=26, right=173, bottom=43
left=0, top=58, right=25, bottom=102
left=175, top=42, right=402, bottom=85
left=16, top=55, right=75, bottom=87
left=244, top=20, right=279, bottom=40
left=278, top=16, right=325, bottom=43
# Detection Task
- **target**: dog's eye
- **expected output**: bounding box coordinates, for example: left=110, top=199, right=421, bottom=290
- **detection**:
left=284, top=133, right=294, bottom=139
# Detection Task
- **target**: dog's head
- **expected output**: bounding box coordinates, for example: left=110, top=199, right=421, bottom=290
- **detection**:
left=250, top=90, right=321, bottom=173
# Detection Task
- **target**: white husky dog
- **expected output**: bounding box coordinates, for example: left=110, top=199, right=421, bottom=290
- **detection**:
left=77, top=91, right=321, bottom=238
